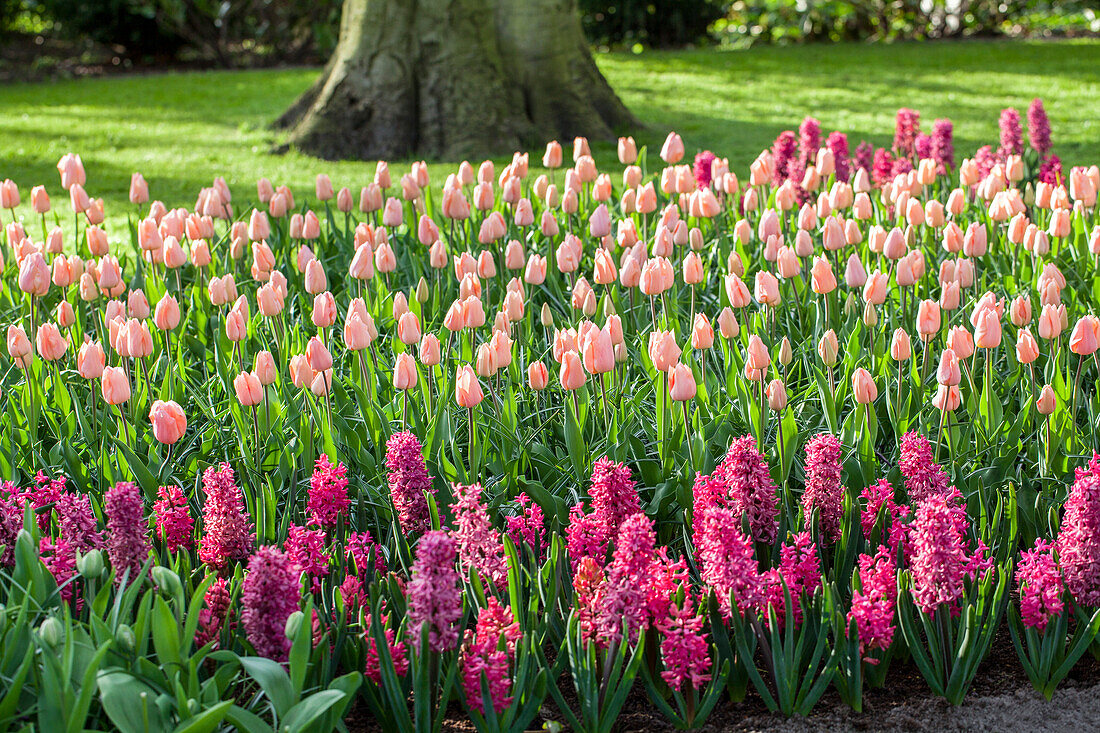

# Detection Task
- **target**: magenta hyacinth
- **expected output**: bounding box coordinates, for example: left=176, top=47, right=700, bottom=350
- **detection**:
left=0, top=489, right=20, bottom=567
left=406, top=530, right=462, bottom=653
left=871, top=147, right=894, bottom=187
left=565, top=503, right=610, bottom=571
left=595, top=513, right=657, bottom=644
left=105, top=482, right=151, bottom=586
left=56, top=491, right=104, bottom=552
left=973, top=144, right=996, bottom=180
left=450, top=482, right=508, bottom=587
left=860, top=479, right=895, bottom=541
left=693, top=150, right=716, bottom=189
left=462, top=597, right=521, bottom=714
left=346, top=530, right=386, bottom=576
left=40, top=537, right=79, bottom=604
left=1038, top=153, right=1063, bottom=185
left=898, top=432, right=951, bottom=504
left=284, top=523, right=329, bottom=593
left=153, top=485, right=193, bottom=553
left=709, top=435, right=779, bottom=544
left=798, top=116, right=821, bottom=162
left=1056, top=454, right=1100, bottom=607
left=893, top=108, right=920, bottom=158
left=505, top=492, right=545, bottom=559
left=695, top=506, right=760, bottom=618
left=931, top=118, right=955, bottom=172
left=827, top=131, right=850, bottom=182
left=853, top=140, right=874, bottom=177
left=241, top=545, right=301, bottom=661
left=772, top=130, right=798, bottom=185
left=998, top=107, right=1023, bottom=159
left=1027, top=98, right=1052, bottom=155
left=848, top=547, right=897, bottom=658
left=588, top=456, right=642, bottom=534
left=909, top=494, right=973, bottom=615
left=1016, top=538, right=1063, bottom=632
left=198, top=463, right=254, bottom=572
left=16, top=471, right=66, bottom=532
left=385, top=431, right=435, bottom=537
left=307, top=454, right=350, bottom=528
left=657, top=593, right=712, bottom=691
left=760, top=531, right=821, bottom=629
left=801, top=433, right=845, bottom=541
left=573, top=556, right=605, bottom=644
left=365, top=605, right=409, bottom=685
left=195, top=576, right=232, bottom=648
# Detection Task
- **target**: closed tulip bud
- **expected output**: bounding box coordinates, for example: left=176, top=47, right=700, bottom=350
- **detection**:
left=101, top=366, right=131, bottom=405
left=668, top=363, right=697, bottom=401
left=77, top=339, right=105, bottom=379
left=691, top=314, right=714, bottom=350
left=1036, top=385, right=1056, bottom=415
left=851, top=368, right=877, bottom=404
left=311, top=291, right=337, bottom=329
left=974, top=308, right=1002, bottom=349
left=35, top=323, right=66, bottom=361
left=250, top=350, right=276, bottom=386
left=778, top=337, right=793, bottom=366
left=127, top=288, right=150, bottom=319
left=302, top=337, right=331, bottom=374
left=152, top=294, right=179, bottom=331
left=891, top=328, right=912, bottom=360
left=716, top=307, right=739, bottom=339
left=234, top=371, right=263, bottom=406
left=304, top=259, right=327, bottom=295
left=148, top=399, right=187, bottom=444
left=945, top=326, right=974, bottom=360
left=844, top=254, right=867, bottom=289
left=746, top=335, right=770, bottom=373
left=818, top=329, right=839, bottom=366
left=810, top=256, right=837, bottom=294
left=18, top=252, right=51, bottom=297
left=393, top=352, right=418, bottom=390
left=862, top=301, right=878, bottom=327
left=374, top=242, right=397, bottom=273
left=754, top=271, right=781, bottom=306
left=916, top=300, right=940, bottom=341
left=56, top=301, right=75, bottom=329
left=766, top=378, right=788, bottom=410
left=617, top=136, right=637, bottom=165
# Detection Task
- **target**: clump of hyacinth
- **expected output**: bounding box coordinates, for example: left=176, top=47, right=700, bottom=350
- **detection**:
left=1038, top=153, right=1063, bottom=185
left=826, top=131, right=850, bottom=182
left=893, top=108, right=920, bottom=158
left=385, top=431, right=434, bottom=537
left=365, top=602, right=408, bottom=685
left=759, top=531, right=821, bottom=628
left=450, top=482, right=508, bottom=587
left=871, top=147, right=894, bottom=187
left=693, top=150, right=716, bottom=189
left=1056, top=454, right=1100, bottom=607
left=848, top=547, right=897, bottom=659
left=198, top=463, right=254, bottom=572
left=505, top=492, right=545, bottom=560
left=573, top=556, right=605, bottom=643
left=595, top=513, right=657, bottom=645
left=284, top=524, right=329, bottom=593
left=695, top=506, right=760, bottom=618
left=798, top=116, right=821, bottom=161
left=853, top=140, right=874, bottom=176
left=998, top=107, right=1023, bottom=159
left=565, top=503, right=610, bottom=571
left=801, top=433, right=845, bottom=542
left=0, top=489, right=20, bottom=567
left=1028, top=98, right=1052, bottom=155
left=56, top=491, right=103, bottom=552
left=307, top=454, right=350, bottom=528
left=40, top=537, right=79, bottom=604
left=657, top=593, right=712, bottom=691
left=860, top=479, right=895, bottom=541
left=15, top=471, right=66, bottom=532
left=914, top=133, right=932, bottom=161
left=462, top=597, right=521, bottom=714
left=932, top=118, right=955, bottom=172
left=646, top=548, right=689, bottom=625
left=772, top=130, right=798, bottom=185
left=406, top=530, right=462, bottom=652
left=105, top=482, right=151, bottom=586
left=898, top=432, right=951, bottom=503
left=346, top=530, right=386, bottom=576
left=153, top=485, right=193, bottom=553
left=909, top=493, right=980, bottom=615
left=973, top=144, right=996, bottom=180
left=1016, top=539, right=1063, bottom=632
left=890, top=156, right=913, bottom=178
left=241, top=545, right=301, bottom=661
left=589, top=456, right=642, bottom=534
left=698, top=436, right=779, bottom=544
left=195, top=576, right=232, bottom=648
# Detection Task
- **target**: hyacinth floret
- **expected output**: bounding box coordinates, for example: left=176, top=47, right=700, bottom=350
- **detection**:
left=385, top=431, right=435, bottom=537
left=365, top=601, right=408, bottom=685
left=695, top=506, right=760, bottom=618
left=56, top=491, right=103, bottom=552
left=307, top=453, right=350, bottom=528
left=105, top=482, right=151, bottom=586
left=898, top=432, right=951, bottom=503
left=801, top=432, right=845, bottom=541
left=595, top=512, right=657, bottom=645
left=565, top=502, right=610, bottom=571
left=871, top=147, right=894, bottom=187
left=853, top=140, right=874, bottom=177
left=462, top=597, right=521, bottom=714
left=707, top=435, right=779, bottom=544
left=847, top=547, right=898, bottom=659
left=505, top=492, right=545, bottom=559
left=1016, top=538, right=1063, bottom=632
left=450, top=482, right=508, bottom=586
left=284, top=523, right=329, bottom=593
left=909, top=493, right=974, bottom=616
left=693, top=150, right=716, bottom=189
left=860, top=478, right=895, bottom=541
left=772, top=130, right=798, bottom=185
left=998, top=107, right=1023, bottom=159
left=198, top=463, right=254, bottom=572
left=1056, top=454, right=1100, bottom=607
left=195, top=576, right=232, bottom=648
left=893, top=108, right=920, bottom=158
left=588, top=456, right=642, bottom=534
left=931, top=118, right=955, bottom=172
left=406, top=530, right=462, bottom=653
left=346, top=530, right=386, bottom=576
left=657, top=592, right=712, bottom=691
left=798, top=116, right=821, bottom=162
left=241, top=546, right=301, bottom=661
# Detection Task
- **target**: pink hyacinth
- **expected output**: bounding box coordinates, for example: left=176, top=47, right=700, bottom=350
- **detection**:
left=307, top=454, right=350, bottom=528
left=759, top=531, right=821, bottom=629
left=573, top=556, right=605, bottom=644
left=1016, top=539, right=1063, bottom=632
left=898, top=432, right=951, bottom=504
left=772, top=130, right=798, bottom=185
left=860, top=479, right=895, bottom=540
left=462, top=597, right=521, bottom=714
left=450, top=482, right=508, bottom=586
left=909, top=494, right=972, bottom=615
left=703, top=435, right=779, bottom=544
left=827, top=131, right=850, bottom=182
left=198, top=463, right=254, bottom=572
left=998, top=107, right=1023, bottom=159
left=0, top=489, right=20, bottom=567
left=588, top=456, right=642, bottom=534
left=973, top=144, right=996, bottom=180
left=893, top=108, right=920, bottom=158
left=153, top=485, right=193, bottom=553
left=195, top=576, right=232, bottom=648
left=695, top=506, right=760, bottom=618
left=914, top=133, right=932, bottom=161
left=890, top=157, right=913, bottom=178
left=646, top=548, right=689, bottom=624
left=565, top=503, right=610, bottom=571
left=595, top=513, right=657, bottom=645
left=241, top=545, right=301, bottom=661
left=1027, top=98, right=1052, bottom=155
left=406, top=530, right=462, bottom=652
left=853, top=140, right=874, bottom=177
left=871, top=147, right=894, bottom=187
left=365, top=603, right=408, bottom=684
left=1056, top=455, right=1100, bottom=607
left=284, top=523, right=329, bottom=593
left=931, top=118, right=955, bottom=172
left=847, top=547, right=897, bottom=658
left=346, top=531, right=386, bottom=576
left=1038, top=154, right=1063, bottom=185
left=799, top=116, right=822, bottom=161
left=385, top=431, right=435, bottom=537
left=505, top=492, right=545, bottom=559
left=15, top=471, right=66, bottom=532
left=658, top=593, right=712, bottom=691
left=105, top=482, right=151, bottom=586
left=40, top=537, right=79, bottom=604
left=693, top=150, right=716, bottom=189
left=801, top=432, right=845, bottom=542
left=56, top=491, right=103, bottom=552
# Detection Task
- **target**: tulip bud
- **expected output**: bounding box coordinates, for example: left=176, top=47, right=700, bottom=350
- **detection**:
left=39, top=617, right=63, bottom=646
left=862, top=301, right=878, bottom=327
left=1036, top=385, right=1056, bottom=415
left=78, top=549, right=105, bottom=579
left=766, top=379, right=788, bottom=410
left=540, top=303, right=554, bottom=328
left=778, top=337, right=793, bottom=367
left=151, top=566, right=183, bottom=598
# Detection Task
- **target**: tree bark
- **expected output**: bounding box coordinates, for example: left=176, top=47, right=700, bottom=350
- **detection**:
left=276, top=0, right=637, bottom=161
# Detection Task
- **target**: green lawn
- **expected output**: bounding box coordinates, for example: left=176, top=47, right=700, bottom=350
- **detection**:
left=2, top=39, right=1099, bottom=232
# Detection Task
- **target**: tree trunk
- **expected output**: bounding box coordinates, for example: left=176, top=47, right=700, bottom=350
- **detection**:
left=276, top=0, right=637, bottom=161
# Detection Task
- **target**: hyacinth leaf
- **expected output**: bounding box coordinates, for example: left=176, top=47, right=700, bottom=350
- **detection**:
left=171, top=699, right=235, bottom=733
left=279, top=689, right=350, bottom=733
left=236, top=657, right=296, bottom=720
left=96, top=670, right=170, bottom=733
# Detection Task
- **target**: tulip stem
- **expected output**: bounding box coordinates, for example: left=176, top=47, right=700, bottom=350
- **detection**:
left=402, top=390, right=409, bottom=430
left=1071, top=354, right=1084, bottom=432
left=682, top=400, right=695, bottom=471
left=467, top=407, right=475, bottom=466
left=896, top=360, right=904, bottom=430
